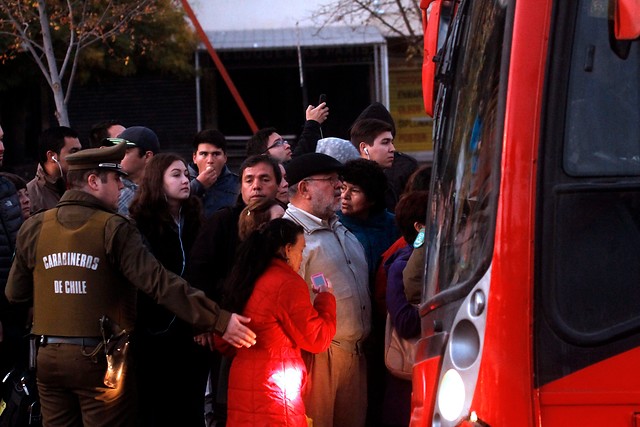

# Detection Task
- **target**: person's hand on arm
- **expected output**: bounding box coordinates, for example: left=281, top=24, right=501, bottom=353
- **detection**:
left=196, top=166, right=218, bottom=190
left=221, top=313, right=256, bottom=348
left=306, top=103, right=329, bottom=124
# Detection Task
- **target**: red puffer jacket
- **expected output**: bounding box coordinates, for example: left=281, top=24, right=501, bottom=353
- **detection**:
left=227, top=258, right=336, bottom=427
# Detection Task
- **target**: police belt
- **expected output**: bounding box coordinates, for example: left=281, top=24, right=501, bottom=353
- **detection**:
left=331, top=339, right=364, bottom=355
left=40, top=336, right=102, bottom=347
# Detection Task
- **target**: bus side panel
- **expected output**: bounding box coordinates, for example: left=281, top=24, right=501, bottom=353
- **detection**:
left=539, top=347, right=640, bottom=426
left=465, top=0, right=551, bottom=424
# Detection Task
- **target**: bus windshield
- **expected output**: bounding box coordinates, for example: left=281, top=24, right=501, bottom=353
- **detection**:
left=423, top=0, right=508, bottom=302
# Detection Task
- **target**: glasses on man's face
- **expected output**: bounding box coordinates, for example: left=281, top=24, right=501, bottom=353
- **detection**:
left=304, top=176, right=342, bottom=186
left=264, top=139, right=288, bottom=152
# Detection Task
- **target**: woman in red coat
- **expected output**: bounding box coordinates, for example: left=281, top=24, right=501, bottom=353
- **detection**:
left=222, top=218, right=336, bottom=426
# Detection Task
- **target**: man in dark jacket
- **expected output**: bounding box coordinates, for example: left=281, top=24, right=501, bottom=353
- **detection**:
left=188, top=129, right=239, bottom=218
left=0, top=125, right=25, bottom=375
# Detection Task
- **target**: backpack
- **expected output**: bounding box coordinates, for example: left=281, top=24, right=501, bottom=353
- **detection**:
left=0, top=367, right=41, bottom=427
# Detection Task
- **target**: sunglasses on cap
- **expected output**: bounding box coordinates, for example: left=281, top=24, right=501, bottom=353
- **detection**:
left=104, top=137, right=136, bottom=147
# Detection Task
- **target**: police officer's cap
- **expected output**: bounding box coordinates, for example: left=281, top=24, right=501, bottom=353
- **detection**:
left=66, top=142, right=128, bottom=175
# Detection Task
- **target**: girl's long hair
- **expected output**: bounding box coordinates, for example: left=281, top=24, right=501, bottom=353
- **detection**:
left=223, top=218, right=303, bottom=313
left=129, top=153, right=202, bottom=236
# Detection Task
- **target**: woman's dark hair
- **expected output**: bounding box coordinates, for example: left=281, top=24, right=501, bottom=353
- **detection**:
left=129, top=153, right=202, bottom=235
left=395, top=191, right=429, bottom=244
left=238, top=198, right=282, bottom=241
left=223, top=218, right=303, bottom=312
left=404, top=165, right=432, bottom=193
left=340, top=158, right=388, bottom=213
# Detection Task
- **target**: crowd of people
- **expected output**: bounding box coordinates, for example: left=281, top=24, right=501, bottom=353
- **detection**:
left=0, top=100, right=431, bottom=427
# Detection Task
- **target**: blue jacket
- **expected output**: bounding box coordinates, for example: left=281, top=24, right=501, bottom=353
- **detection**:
left=189, top=164, right=240, bottom=218
left=337, top=209, right=399, bottom=281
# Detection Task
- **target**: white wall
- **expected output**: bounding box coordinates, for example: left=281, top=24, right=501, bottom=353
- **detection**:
left=188, top=0, right=334, bottom=31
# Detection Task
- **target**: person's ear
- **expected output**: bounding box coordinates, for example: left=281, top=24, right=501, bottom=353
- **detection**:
left=87, top=173, right=100, bottom=190
left=298, top=181, right=312, bottom=199
left=414, top=222, right=425, bottom=232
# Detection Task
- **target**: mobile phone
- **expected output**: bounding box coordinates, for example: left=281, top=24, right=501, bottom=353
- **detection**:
left=311, top=272, right=327, bottom=288
left=318, top=93, right=327, bottom=105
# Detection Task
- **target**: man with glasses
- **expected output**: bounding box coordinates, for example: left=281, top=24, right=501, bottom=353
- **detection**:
left=283, top=153, right=371, bottom=427
left=246, top=127, right=292, bottom=162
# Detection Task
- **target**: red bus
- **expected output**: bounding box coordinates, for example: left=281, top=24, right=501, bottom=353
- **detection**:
left=413, top=0, right=640, bottom=425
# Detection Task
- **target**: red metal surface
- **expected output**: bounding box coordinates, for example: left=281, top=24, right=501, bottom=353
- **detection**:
left=539, top=347, right=640, bottom=426
left=421, top=0, right=440, bottom=117
left=410, top=355, right=441, bottom=427
left=180, top=0, right=259, bottom=133
left=459, top=0, right=552, bottom=424
left=615, top=0, right=640, bottom=40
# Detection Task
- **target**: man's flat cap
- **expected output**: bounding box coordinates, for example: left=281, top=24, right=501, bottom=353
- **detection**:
left=66, top=142, right=127, bottom=175
left=285, top=153, right=344, bottom=186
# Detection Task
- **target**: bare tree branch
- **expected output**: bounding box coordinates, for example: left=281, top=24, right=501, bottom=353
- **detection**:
left=311, top=0, right=424, bottom=58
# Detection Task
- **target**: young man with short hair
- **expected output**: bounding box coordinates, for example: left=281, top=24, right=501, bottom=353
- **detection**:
left=108, top=126, right=160, bottom=216
left=27, top=126, right=83, bottom=213
left=350, top=118, right=396, bottom=169
left=88, top=120, right=126, bottom=148
left=246, top=127, right=292, bottom=162
left=189, top=129, right=239, bottom=218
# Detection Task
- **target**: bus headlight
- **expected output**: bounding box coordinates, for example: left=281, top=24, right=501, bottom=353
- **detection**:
left=438, top=368, right=466, bottom=421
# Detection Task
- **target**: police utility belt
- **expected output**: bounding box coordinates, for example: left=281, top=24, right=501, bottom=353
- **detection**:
left=39, top=335, right=102, bottom=347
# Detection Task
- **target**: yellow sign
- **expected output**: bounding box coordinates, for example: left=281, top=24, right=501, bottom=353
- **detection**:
left=389, top=67, right=433, bottom=153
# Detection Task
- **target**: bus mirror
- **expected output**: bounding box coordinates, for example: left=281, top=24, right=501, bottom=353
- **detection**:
left=608, top=0, right=639, bottom=59
left=422, top=0, right=441, bottom=117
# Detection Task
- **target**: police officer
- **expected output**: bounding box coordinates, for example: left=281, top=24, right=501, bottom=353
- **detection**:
left=5, top=142, right=256, bottom=427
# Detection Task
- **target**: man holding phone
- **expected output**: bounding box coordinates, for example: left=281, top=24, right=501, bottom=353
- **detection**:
left=283, top=153, right=371, bottom=427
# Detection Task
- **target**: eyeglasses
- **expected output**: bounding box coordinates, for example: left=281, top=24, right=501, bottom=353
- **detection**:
left=304, top=176, right=342, bottom=185
left=263, top=139, right=288, bottom=152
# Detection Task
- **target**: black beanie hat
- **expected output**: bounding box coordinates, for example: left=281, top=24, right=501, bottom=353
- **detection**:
left=352, top=102, right=396, bottom=136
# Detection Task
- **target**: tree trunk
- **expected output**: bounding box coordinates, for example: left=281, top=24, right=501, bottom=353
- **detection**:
left=37, top=0, right=70, bottom=126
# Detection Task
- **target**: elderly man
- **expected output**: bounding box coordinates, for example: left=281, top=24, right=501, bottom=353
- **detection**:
left=283, top=153, right=371, bottom=427
left=5, top=142, right=255, bottom=426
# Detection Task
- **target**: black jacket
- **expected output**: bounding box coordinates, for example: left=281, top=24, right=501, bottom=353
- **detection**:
left=0, top=177, right=24, bottom=322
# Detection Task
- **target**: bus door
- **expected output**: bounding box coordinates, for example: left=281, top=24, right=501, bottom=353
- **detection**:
left=535, top=0, right=640, bottom=425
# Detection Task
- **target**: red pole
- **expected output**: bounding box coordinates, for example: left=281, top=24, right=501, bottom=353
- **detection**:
left=180, top=0, right=259, bottom=133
